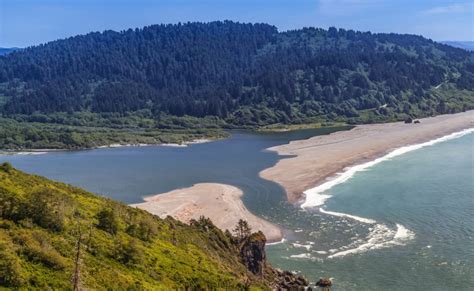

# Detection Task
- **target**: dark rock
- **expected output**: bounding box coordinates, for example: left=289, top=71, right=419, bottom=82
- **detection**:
left=272, top=269, right=308, bottom=290
left=239, top=231, right=266, bottom=276
left=404, top=117, right=413, bottom=124
left=316, top=278, right=332, bottom=287
left=414, top=120, right=420, bottom=123
left=238, top=231, right=309, bottom=289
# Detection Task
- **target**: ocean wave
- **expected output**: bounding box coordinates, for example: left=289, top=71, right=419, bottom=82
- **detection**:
left=292, top=242, right=312, bottom=251
left=328, top=223, right=415, bottom=258
left=301, top=128, right=474, bottom=208
left=319, top=208, right=376, bottom=224
left=298, top=128, right=473, bottom=257
left=290, top=253, right=312, bottom=259
left=266, top=237, right=286, bottom=246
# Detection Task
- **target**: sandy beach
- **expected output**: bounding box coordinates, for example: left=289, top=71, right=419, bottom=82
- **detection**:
left=260, top=111, right=474, bottom=204
left=132, top=183, right=283, bottom=242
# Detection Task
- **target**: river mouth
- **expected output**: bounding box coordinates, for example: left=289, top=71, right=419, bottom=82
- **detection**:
left=2, top=127, right=473, bottom=289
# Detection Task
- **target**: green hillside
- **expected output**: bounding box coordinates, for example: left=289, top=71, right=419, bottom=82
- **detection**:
left=0, top=163, right=305, bottom=289
left=0, top=21, right=473, bottom=150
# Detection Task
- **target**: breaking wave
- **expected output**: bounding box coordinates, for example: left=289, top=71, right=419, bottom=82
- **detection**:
left=300, top=128, right=473, bottom=258
left=301, top=128, right=474, bottom=208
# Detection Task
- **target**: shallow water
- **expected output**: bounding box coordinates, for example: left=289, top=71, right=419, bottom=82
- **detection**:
left=1, top=128, right=473, bottom=289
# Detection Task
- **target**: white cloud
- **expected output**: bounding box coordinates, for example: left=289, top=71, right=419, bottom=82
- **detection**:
left=424, top=3, right=473, bottom=14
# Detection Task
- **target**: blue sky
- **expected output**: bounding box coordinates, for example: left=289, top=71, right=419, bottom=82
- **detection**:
left=1, top=0, right=473, bottom=47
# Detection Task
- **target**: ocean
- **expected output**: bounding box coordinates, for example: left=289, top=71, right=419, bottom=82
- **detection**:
left=1, top=128, right=473, bottom=289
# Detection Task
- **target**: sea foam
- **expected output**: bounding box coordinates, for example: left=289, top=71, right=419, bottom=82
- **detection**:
left=266, top=237, right=287, bottom=246
left=302, top=128, right=474, bottom=208
left=328, top=223, right=415, bottom=258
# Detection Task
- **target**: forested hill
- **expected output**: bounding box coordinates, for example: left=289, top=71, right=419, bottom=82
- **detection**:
left=0, top=48, right=20, bottom=56
left=0, top=21, right=473, bottom=127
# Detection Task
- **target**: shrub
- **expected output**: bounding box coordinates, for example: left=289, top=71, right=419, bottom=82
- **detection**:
left=97, top=208, right=120, bottom=235
left=0, top=242, right=24, bottom=287
left=126, top=216, right=158, bottom=241
left=0, top=187, right=23, bottom=221
left=26, top=189, right=71, bottom=232
left=15, top=232, right=67, bottom=270
left=0, top=162, right=13, bottom=173
left=114, top=238, right=143, bottom=265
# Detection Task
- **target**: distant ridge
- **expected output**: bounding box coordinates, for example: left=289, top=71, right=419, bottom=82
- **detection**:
left=440, top=41, right=474, bottom=51
left=0, top=47, right=20, bottom=56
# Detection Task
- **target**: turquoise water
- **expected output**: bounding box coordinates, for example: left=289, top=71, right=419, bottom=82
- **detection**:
left=1, top=128, right=473, bottom=289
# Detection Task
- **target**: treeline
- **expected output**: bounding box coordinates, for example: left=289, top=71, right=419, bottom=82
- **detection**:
left=0, top=21, right=473, bottom=126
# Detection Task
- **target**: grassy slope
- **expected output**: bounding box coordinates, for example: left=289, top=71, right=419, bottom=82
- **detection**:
left=0, top=163, right=268, bottom=289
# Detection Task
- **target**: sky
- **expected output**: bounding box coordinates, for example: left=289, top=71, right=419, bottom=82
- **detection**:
left=0, top=0, right=473, bottom=47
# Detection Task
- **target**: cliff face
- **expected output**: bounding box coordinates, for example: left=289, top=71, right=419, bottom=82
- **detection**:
left=240, top=231, right=267, bottom=276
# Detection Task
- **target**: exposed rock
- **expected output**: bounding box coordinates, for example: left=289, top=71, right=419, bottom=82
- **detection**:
left=404, top=117, right=413, bottom=124
left=316, top=278, right=332, bottom=287
left=272, top=269, right=309, bottom=290
left=238, top=231, right=309, bottom=289
left=414, top=120, right=421, bottom=124
left=239, top=231, right=266, bottom=276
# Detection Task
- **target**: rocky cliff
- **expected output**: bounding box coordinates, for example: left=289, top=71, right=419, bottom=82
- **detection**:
left=239, top=231, right=309, bottom=289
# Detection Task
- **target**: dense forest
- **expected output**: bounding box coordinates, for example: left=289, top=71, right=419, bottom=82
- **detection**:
left=0, top=48, right=19, bottom=56
left=0, top=163, right=308, bottom=289
left=0, top=21, right=473, bottom=148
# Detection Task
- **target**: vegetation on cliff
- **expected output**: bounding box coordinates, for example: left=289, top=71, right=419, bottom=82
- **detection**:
left=0, top=163, right=305, bottom=289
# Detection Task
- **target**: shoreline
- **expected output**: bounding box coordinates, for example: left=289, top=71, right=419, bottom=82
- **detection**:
left=302, top=127, right=474, bottom=208
left=0, top=138, right=215, bottom=156
left=260, top=111, right=474, bottom=204
left=132, top=183, right=283, bottom=243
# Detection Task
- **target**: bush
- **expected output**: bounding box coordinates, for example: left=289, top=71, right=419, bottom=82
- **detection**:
left=97, top=208, right=120, bottom=235
left=0, top=162, right=13, bottom=173
left=0, top=242, right=24, bottom=287
left=15, top=232, right=67, bottom=270
left=0, top=187, right=23, bottom=221
left=26, top=189, right=71, bottom=232
left=126, top=216, right=158, bottom=241
left=114, top=238, right=143, bottom=265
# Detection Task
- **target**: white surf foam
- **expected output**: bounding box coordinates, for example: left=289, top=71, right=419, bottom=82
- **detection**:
left=319, top=208, right=376, bottom=224
left=328, top=223, right=415, bottom=258
left=266, top=237, right=286, bottom=246
left=292, top=243, right=312, bottom=251
left=290, top=253, right=312, bottom=259
left=1, top=151, right=48, bottom=156
left=302, top=128, right=474, bottom=208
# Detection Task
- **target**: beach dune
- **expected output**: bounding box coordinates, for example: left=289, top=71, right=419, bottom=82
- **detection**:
left=132, top=183, right=283, bottom=242
left=260, top=111, right=474, bottom=204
